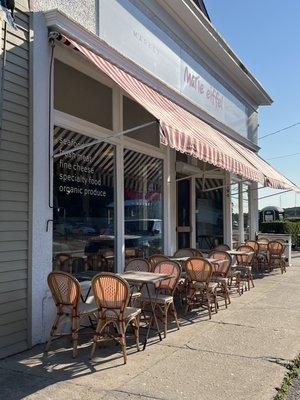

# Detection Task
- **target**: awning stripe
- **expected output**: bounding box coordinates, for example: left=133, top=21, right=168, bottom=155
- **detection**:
left=54, top=34, right=299, bottom=191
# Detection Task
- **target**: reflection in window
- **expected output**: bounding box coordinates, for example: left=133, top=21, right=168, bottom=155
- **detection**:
left=123, top=149, right=163, bottom=259
left=243, top=183, right=249, bottom=241
left=231, top=183, right=239, bottom=247
left=196, top=178, right=223, bottom=250
left=53, top=127, right=115, bottom=278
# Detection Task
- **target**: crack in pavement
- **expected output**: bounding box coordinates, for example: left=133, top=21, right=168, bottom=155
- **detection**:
left=110, top=389, right=168, bottom=400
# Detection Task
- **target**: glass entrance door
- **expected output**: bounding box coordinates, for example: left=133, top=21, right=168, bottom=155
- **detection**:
left=177, top=179, right=191, bottom=249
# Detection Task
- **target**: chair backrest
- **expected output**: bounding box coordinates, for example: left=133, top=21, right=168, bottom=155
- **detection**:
left=185, top=258, right=213, bottom=284
left=208, top=250, right=232, bottom=277
left=214, top=244, right=230, bottom=251
left=173, top=248, right=203, bottom=258
left=91, top=273, right=129, bottom=313
left=268, top=241, right=284, bottom=256
left=153, top=260, right=182, bottom=294
left=236, top=245, right=254, bottom=265
left=124, top=258, right=150, bottom=272
left=47, top=271, right=80, bottom=308
left=54, top=253, right=71, bottom=271
left=148, top=254, right=170, bottom=272
left=258, top=237, right=269, bottom=252
left=173, top=248, right=194, bottom=258
left=245, top=240, right=259, bottom=254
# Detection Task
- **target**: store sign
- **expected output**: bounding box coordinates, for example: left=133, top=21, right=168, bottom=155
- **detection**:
left=99, top=0, right=250, bottom=137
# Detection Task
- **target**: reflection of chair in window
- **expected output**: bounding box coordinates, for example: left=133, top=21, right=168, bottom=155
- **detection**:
left=173, top=248, right=203, bottom=258
left=125, top=247, right=137, bottom=261
left=213, top=244, right=230, bottom=251
left=53, top=253, right=71, bottom=272
left=101, top=249, right=114, bottom=272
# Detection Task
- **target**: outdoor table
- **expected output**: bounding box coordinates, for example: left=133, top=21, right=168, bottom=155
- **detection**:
left=169, top=256, right=190, bottom=262
left=118, top=271, right=173, bottom=350
left=227, top=250, right=254, bottom=256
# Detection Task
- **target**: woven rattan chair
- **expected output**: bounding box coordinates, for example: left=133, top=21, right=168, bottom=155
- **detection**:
left=45, top=271, right=97, bottom=357
left=214, top=244, right=230, bottom=251
left=268, top=241, right=286, bottom=273
left=148, top=254, right=170, bottom=272
left=208, top=250, right=232, bottom=308
left=257, top=237, right=269, bottom=270
left=235, top=245, right=255, bottom=290
left=245, top=240, right=260, bottom=272
left=141, top=260, right=181, bottom=338
left=173, top=248, right=203, bottom=258
left=185, top=258, right=218, bottom=318
left=90, top=273, right=141, bottom=364
left=124, top=258, right=150, bottom=272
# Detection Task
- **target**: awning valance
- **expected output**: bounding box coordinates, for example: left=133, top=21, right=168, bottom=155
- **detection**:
left=53, top=33, right=299, bottom=192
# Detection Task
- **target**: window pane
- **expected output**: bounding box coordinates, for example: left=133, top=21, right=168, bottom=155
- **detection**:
left=54, top=61, right=113, bottom=130
left=53, top=127, right=115, bottom=278
left=196, top=178, right=224, bottom=250
left=231, top=183, right=239, bottom=247
left=123, top=96, right=159, bottom=147
left=124, top=149, right=163, bottom=259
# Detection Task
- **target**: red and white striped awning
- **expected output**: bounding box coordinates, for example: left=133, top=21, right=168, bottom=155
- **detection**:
left=54, top=34, right=299, bottom=192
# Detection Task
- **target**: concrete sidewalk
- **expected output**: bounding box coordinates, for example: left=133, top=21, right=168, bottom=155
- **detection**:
left=1, top=261, right=300, bottom=400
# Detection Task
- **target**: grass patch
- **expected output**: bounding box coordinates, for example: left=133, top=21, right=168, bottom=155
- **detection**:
left=274, top=354, right=300, bottom=399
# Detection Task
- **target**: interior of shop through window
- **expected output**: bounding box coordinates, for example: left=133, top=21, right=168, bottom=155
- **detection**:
left=123, top=149, right=163, bottom=260
left=52, top=127, right=116, bottom=275
left=195, top=178, right=224, bottom=250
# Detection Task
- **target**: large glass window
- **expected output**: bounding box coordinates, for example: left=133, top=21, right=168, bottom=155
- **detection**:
left=195, top=178, right=224, bottom=250
left=231, top=183, right=239, bottom=247
left=123, top=149, right=163, bottom=259
left=53, top=127, right=116, bottom=276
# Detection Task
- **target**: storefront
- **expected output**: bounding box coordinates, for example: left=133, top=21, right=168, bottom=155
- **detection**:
left=1, top=0, right=298, bottom=356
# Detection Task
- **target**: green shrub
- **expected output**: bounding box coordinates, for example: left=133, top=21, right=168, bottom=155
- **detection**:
left=283, top=219, right=300, bottom=246
left=260, top=221, right=285, bottom=234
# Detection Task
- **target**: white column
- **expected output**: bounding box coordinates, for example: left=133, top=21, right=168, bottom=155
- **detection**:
left=31, top=13, right=54, bottom=345
left=249, top=182, right=259, bottom=239
left=164, top=148, right=177, bottom=255
left=113, top=88, right=124, bottom=273
left=223, top=172, right=232, bottom=248
left=238, top=181, right=245, bottom=244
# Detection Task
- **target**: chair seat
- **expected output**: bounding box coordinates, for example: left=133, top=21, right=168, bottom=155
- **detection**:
left=193, top=281, right=218, bottom=291
left=104, top=307, right=141, bottom=320
left=212, top=276, right=229, bottom=284
left=78, top=301, right=98, bottom=315
left=140, top=293, right=173, bottom=304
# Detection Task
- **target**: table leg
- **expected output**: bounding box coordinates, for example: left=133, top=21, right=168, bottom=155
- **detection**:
left=143, top=283, right=162, bottom=350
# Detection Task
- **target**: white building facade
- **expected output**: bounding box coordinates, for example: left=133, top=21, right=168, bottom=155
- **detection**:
left=4, top=0, right=295, bottom=356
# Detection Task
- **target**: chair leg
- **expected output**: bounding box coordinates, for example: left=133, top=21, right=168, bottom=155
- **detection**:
left=213, top=290, right=218, bottom=314
left=45, top=312, right=61, bottom=353
left=72, top=312, right=79, bottom=358
left=226, top=282, right=231, bottom=304
left=250, top=273, right=255, bottom=288
left=90, top=319, right=105, bottom=359
left=132, top=315, right=140, bottom=352
left=171, top=302, right=180, bottom=331
left=206, top=292, right=212, bottom=319
left=119, top=320, right=127, bottom=365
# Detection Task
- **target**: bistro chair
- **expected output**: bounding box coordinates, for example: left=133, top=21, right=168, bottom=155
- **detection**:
left=124, top=258, right=150, bottom=272
left=45, top=271, right=97, bottom=358
left=124, top=258, right=151, bottom=305
left=208, top=250, right=232, bottom=308
left=148, top=254, right=170, bottom=272
left=90, top=273, right=141, bottom=364
left=141, top=260, right=181, bottom=338
left=235, top=245, right=255, bottom=291
left=268, top=241, right=286, bottom=274
left=173, top=248, right=203, bottom=258
left=257, top=237, right=269, bottom=271
left=214, top=244, right=230, bottom=251
left=245, top=240, right=260, bottom=272
left=100, top=249, right=114, bottom=271
left=185, top=258, right=218, bottom=319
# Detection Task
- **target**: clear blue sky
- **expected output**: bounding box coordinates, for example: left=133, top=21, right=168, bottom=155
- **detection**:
left=205, top=0, right=300, bottom=210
